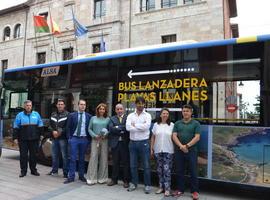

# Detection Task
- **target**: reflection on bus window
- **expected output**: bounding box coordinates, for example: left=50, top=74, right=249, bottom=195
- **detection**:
left=212, top=80, right=260, bottom=124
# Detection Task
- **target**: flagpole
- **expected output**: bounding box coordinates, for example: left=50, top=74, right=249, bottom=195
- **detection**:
left=71, top=7, right=79, bottom=56
left=33, top=13, right=39, bottom=57
left=22, top=8, right=29, bottom=66
left=100, top=1, right=104, bottom=52
left=49, top=6, right=58, bottom=61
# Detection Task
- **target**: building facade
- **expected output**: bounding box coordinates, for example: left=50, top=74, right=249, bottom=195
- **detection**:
left=0, top=0, right=237, bottom=69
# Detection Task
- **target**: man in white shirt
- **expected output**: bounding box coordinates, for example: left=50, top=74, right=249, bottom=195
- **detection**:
left=126, top=97, right=152, bottom=194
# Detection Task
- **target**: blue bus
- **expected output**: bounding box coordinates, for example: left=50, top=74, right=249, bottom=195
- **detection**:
left=1, top=35, right=270, bottom=190
left=0, top=66, right=3, bottom=157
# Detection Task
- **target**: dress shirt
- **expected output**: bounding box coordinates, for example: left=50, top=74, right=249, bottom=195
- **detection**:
left=126, top=109, right=151, bottom=141
left=73, top=112, right=86, bottom=136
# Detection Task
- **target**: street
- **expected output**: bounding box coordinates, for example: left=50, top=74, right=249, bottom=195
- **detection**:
left=0, top=149, right=258, bottom=200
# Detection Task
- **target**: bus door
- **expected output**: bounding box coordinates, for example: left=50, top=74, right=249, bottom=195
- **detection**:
left=2, top=91, right=28, bottom=150
left=70, top=61, right=117, bottom=116
left=80, top=84, right=113, bottom=116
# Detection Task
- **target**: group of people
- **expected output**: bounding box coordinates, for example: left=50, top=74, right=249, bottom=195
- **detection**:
left=13, top=97, right=200, bottom=200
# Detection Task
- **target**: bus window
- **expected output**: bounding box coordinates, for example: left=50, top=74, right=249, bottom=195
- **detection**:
left=8, top=92, right=28, bottom=118
left=212, top=80, right=260, bottom=124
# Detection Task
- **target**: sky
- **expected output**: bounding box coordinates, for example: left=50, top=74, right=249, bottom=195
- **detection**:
left=231, top=0, right=270, bottom=36
left=0, top=0, right=27, bottom=10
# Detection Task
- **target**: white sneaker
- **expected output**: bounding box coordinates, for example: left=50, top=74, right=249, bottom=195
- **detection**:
left=86, top=179, right=97, bottom=185
left=127, top=183, right=137, bottom=192
left=144, top=186, right=151, bottom=194
left=98, top=179, right=108, bottom=184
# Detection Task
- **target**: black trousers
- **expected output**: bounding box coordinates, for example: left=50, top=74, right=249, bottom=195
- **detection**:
left=111, top=141, right=130, bottom=183
left=18, top=139, right=39, bottom=174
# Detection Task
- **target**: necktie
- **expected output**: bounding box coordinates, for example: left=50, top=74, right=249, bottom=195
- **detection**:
left=77, top=113, right=83, bottom=136
left=119, top=116, right=122, bottom=123
left=118, top=116, right=123, bottom=141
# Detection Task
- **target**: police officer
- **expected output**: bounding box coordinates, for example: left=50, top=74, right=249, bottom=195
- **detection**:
left=13, top=100, right=44, bottom=177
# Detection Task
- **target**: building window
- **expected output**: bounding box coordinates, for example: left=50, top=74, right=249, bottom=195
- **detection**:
left=64, top=4, right=74, bottom=20
left=63, top=48, right=73, bottom=60
left=39, top=12, right=48, bottom=21
left=37, top=52, right=46, bottom=64
left=3, top=26, right=11, bottom=41
left=183, top=0, right=194, bottom=4
left=161, top=0, right=178, bottom=8
left=94, top=0, right=106, bottom=18
left=92, top=43, right=101, bottom=53
left=140, top=0, right=155, bottom=12
left=1, top=59, right=8, bottom=69
left=162, top=34, right=177, bottom=43
left=14, top=24, right=21, bottom=38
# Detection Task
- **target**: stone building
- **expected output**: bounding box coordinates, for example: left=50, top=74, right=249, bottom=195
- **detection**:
left=0, top=0, right=237, bottom=69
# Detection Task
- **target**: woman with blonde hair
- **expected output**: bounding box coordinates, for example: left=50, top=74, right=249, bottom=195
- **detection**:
left=86, top=103, right=110, bottom=185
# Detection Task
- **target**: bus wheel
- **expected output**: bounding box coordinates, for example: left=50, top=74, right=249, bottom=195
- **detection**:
left=37, top=137, right=52, bottom=166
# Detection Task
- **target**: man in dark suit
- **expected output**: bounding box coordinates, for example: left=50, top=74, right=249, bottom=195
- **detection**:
left=64, top=99, right=92, bottom=184
left=107, top=103, right=130, bottom=188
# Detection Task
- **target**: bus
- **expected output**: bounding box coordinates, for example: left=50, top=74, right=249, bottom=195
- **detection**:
left=1, top=35, right=270, bottom=190
left=0, top=66, right=3, bottom=157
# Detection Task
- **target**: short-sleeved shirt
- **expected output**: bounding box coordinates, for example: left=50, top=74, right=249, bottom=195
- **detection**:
left=152, top=122, right=174, bottom=154
left=172, top=119, right=201, bottom=151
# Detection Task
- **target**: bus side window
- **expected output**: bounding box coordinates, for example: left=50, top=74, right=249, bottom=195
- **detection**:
left=8, top=92, right=28, bottom=118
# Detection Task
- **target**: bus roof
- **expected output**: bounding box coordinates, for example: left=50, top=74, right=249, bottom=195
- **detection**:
left=5, top=34, right=270, bottom=73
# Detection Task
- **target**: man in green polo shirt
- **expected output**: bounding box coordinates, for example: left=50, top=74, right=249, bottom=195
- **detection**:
left=172, top=104, right=200, bottom=200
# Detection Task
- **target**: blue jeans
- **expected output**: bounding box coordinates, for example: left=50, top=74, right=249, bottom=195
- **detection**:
left=51, top=139, right=68, bottom=175
left=68, top=137, right=89, bottom=180
left=174, top=149, right=199, bottom=193
left=129, top=139, right=151, bottom=186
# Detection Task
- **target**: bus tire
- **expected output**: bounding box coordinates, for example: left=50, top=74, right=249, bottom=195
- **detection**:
left=37, top=137, right=52, bottom=166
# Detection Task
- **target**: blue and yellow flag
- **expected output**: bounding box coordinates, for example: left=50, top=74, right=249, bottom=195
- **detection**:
left=72, top=16, right=88, bottom=37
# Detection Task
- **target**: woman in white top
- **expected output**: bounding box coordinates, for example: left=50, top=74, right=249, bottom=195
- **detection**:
left=151, top=108, right=174, bottom=197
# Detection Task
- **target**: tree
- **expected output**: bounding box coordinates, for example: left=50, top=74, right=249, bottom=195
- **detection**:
left=253, top=95, right=260, bottom=115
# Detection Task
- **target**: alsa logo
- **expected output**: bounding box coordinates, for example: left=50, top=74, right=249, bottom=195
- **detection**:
left=41, top=66, right=60, bottom=77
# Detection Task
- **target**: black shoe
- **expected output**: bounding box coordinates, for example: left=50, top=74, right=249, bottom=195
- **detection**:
left=64, top=178, right=74, bottom=184
left=79, top=176, right=87, bottom=182
left=123, top=182, right=129, bottom=188
left=107, top=180, right=117, bottom=186
left=19, top=173, right=26, bottom=178
left=31, top=171, right=40, bottom=176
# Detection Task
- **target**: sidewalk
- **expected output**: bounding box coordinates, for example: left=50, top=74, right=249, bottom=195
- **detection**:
left=0, top=149, right=258, bottom=200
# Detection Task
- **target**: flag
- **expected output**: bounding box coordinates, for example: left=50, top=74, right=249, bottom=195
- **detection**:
left=72, top=16, right=88, bottom=37
left=100, top=34, right=106, bottom=52
left=50, top=15, right=61, bottom=35
left=33, top=16, right=50, bottom=33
